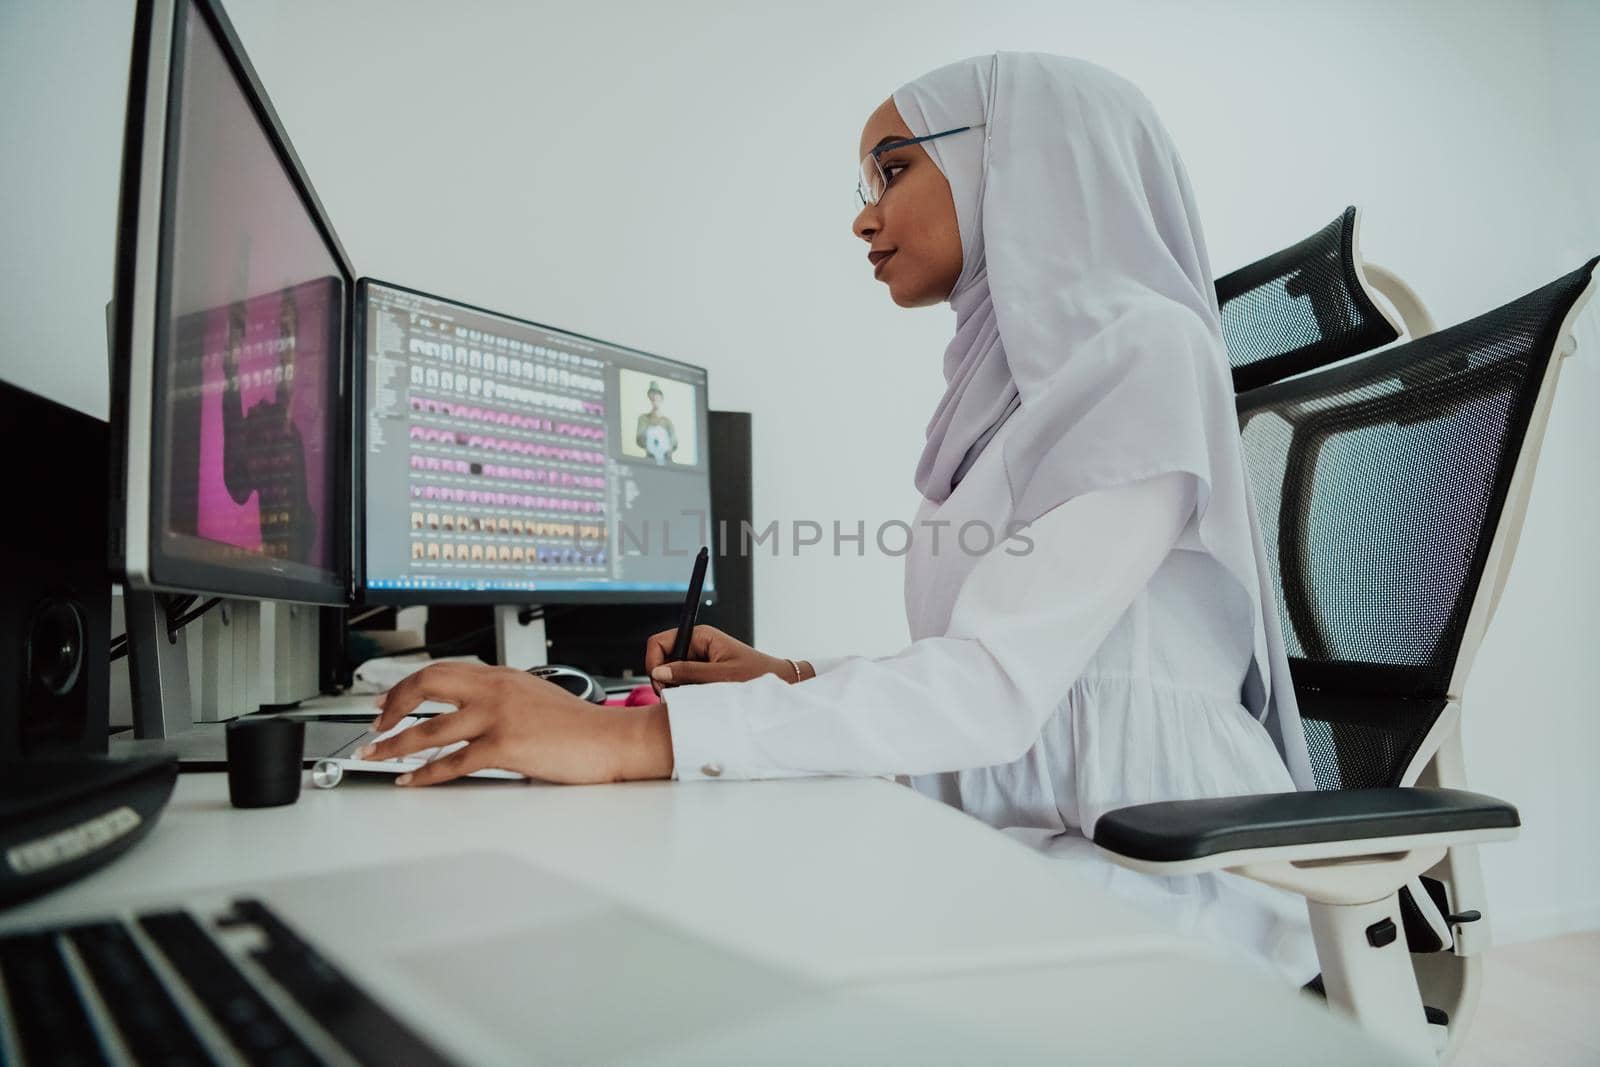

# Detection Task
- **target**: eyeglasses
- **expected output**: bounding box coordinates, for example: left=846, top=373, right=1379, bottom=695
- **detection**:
left=857, top=124, right=985, bottom=208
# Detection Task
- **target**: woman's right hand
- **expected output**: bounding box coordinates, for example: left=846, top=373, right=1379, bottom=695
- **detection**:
left=644, top=624, right=811, bottom=693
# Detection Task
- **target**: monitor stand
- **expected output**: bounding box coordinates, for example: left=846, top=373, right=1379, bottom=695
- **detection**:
left=111, top=592, right=367, bottom=769
left=494, top=605, right=549, bottom=670
left=122, top=589, right=195, bottom=739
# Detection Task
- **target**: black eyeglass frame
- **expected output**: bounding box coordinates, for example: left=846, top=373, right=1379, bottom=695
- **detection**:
left=857, top=124, right=986, bottom=207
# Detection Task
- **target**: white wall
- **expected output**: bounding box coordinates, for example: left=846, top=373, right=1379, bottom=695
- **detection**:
left=3, top=0, right=1597, bottom=941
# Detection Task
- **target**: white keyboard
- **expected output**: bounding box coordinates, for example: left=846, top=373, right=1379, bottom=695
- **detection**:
left=310, top=706, right=524, bottom=788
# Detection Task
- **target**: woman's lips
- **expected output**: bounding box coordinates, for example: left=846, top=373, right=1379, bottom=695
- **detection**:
left=870, top=250, right=896, bottom=277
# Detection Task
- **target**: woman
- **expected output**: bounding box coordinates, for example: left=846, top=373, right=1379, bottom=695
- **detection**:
left=363, top=53, right=1319, bottom=981
left=634, top=380, right=679, bottom=464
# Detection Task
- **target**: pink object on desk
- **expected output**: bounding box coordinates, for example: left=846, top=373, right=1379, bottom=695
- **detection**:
left=603, top=684, right=659, bottom=707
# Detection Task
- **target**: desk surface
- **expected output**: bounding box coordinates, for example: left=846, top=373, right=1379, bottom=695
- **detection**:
left=14, top=772, right=1188, bottom=982
left=5, top=771, right=1411, bottom=1063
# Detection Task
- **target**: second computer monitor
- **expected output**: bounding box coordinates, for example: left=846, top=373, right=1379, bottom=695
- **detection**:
left=357, top=280, right=713, bottom=603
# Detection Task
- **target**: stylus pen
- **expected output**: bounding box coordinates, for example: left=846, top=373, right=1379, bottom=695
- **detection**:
left=669, top=546, right=711, bottom=662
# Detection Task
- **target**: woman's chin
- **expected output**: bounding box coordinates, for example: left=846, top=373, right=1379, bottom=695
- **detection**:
left=881, top=263, right=953, bottom=309
left=888, top=283, right=945, bottom=309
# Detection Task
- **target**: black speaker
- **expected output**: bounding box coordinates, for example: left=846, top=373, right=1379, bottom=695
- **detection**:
left=0, top=381, right=111, bottom=758
left=319, top=606, right=354, bottom=694
left=698, top=410, right=754, bottom=644
left=541, top=409, right=756, bottom=675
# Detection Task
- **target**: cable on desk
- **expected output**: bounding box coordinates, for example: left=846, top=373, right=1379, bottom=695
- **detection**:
left=108, top=595, right=224, bottom=661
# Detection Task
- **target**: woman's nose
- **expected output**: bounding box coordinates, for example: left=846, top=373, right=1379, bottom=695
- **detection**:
left=853, top=203, right=878, bottom=242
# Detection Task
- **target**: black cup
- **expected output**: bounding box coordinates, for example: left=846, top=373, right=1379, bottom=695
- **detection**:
left=225, top=717, right=305, bottom=808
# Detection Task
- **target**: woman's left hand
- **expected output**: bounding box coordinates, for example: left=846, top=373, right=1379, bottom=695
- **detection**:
left=362, top=661, right=674, bottom=787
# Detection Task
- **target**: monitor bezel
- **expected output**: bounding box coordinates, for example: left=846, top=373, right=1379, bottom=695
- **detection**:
left=109, top=0, right=357, bottom=605
left=353, top=277, right=718, bottom=607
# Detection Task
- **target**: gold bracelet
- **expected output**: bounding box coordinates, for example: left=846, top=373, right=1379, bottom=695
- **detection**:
left=786, top=658, right=804, bottom=684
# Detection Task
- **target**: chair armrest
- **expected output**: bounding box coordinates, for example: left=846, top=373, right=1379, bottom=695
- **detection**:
left=1092, top=788, right=1519, bottom=874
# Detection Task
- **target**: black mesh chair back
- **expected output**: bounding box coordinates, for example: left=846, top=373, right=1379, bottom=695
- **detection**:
left=1236, top=259, right=1598, bottom=790
left=1216, top=207, right=1401, bottom=393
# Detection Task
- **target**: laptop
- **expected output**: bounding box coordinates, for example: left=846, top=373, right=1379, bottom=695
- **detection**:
left=1, top=851, right=1011, bottom=1065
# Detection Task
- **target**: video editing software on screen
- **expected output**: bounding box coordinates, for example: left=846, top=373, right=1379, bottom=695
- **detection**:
left=362, top=283, right=712, bottom=596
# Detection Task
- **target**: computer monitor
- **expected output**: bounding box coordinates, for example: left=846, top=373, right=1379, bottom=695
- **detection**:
left=109, top=0, right=355, bottom=606
left=356, top=280, right=714, bottom=606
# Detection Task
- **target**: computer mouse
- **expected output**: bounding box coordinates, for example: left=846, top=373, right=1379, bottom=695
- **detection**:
left=525, top=664, right=606, bottom=704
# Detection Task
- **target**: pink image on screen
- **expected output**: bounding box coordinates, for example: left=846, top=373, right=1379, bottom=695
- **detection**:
left=191, top=279, right=333, bottom=567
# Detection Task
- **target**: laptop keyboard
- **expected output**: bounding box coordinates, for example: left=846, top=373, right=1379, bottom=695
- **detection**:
left=69, top=921, right=213, bottom=1065
left=0, top=930, right=107, bottom=1066
left=0, top=899, right=456, bottom=1066
left=137, top=910, right=321, bottom=1066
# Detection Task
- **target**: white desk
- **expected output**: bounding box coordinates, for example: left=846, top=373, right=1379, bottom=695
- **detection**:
left=5, top=772, right=1413, bottom=1064
left=16, top=771, right=1188, bottom=980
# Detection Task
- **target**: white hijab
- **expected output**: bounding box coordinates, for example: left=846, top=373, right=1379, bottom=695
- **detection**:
left=894, top=53, right=1314, bottom=790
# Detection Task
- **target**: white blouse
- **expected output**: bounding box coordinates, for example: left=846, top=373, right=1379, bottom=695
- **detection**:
left=664, top=419, right=1317, bottom=982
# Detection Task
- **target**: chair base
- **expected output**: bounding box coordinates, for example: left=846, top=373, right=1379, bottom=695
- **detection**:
left=1414, top=950, right=1484, bottom=1064
left=1310, top=894, right=1435, bottom=1061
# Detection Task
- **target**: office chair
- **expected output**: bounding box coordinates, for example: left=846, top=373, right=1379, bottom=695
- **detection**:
left=1215, top=206, right=1439, bottom=391
left=1094, top=256, right=1598, bottom=1062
